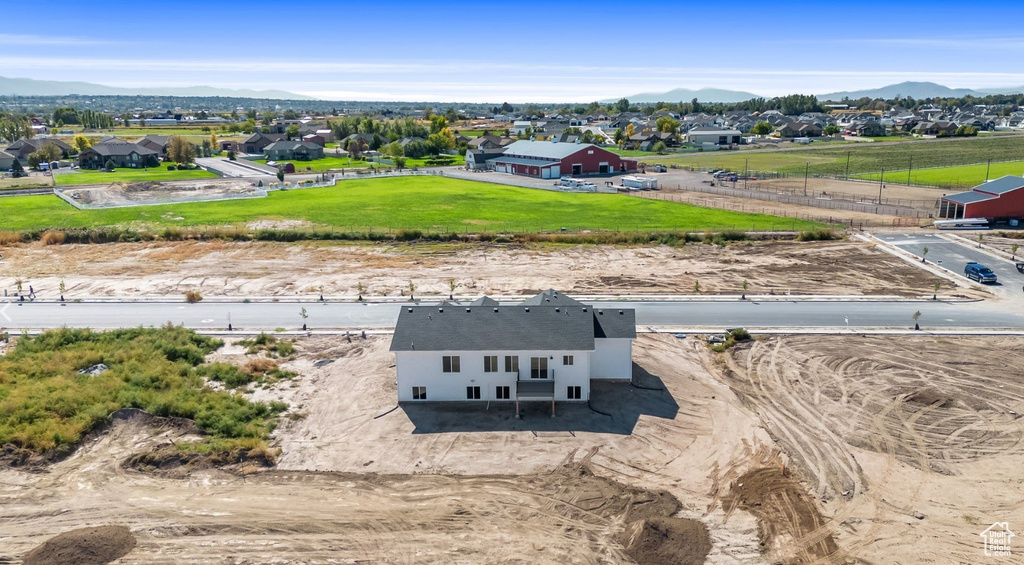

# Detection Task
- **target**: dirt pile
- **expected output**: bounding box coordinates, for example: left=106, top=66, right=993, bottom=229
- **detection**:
left=124, top=442, right=278, bottom=476
left=722, top=467, right=839, bottom=565
left=21, top=525, right=136, bottom=565
left=619, top=516, right=712, bottom=565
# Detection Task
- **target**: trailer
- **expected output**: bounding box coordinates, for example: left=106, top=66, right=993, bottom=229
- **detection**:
left=620, top=176, right=658, bottom=190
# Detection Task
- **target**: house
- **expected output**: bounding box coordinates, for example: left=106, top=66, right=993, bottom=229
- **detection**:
left=777, top=122, right=823, bottom=138
left=219, top=140, right=239, bottom=152
left=0, top=150, right=16, bottom=171
left=851, top=121, right=886, bottom=137
left=911, top=121, right=957, bottom=136
left=315, top=129, right=335, bottom=143
left=263, top=140, right=324, bottom=161
left=77, top=139, right=159, bottom=169
left=488, top=140, right=637, bottom=179
left=6, top=137, right=72, bottom=162
left=137, top=134, right=170, bottom=158
left=938, top=176, right=1024, bottom=220
left=686, top=126, right=742, bottom=146
left=241, top=132, right=285, bottom=154
left=465, top=148, right=506, bottom=170
left=301, top=134, right=326, bottom=147
left=389, top=290, right=636, bottom=413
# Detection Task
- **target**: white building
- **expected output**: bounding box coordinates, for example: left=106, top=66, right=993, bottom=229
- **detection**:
left=389, top=291, right=636, bottom=415
left=686, top=126, right=742, bottom=146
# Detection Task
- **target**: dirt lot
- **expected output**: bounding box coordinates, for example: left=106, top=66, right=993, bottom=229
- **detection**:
left=56, top=178, right=266, bottom=208
left=0, top=238, right=972, bottom=300
left=4, top=333, right=1022, bottom=563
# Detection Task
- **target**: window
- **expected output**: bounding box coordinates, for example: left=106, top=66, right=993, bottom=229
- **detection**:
left=530, top=357, right=548, bottom=379
left=496, top=386, right=510, bottom=400
left=504, top=355, right=519, bottom=373
left=442, top=355, right=461, bottom=373
left=484, top=355, right=498, bottom=373
left=563, top=355, right=574, bottom=366
left=567, top=386, right=582, bottom=400
left=466, top=386, right=481, bottom=400
left=412, top=386, right=427, bottom=400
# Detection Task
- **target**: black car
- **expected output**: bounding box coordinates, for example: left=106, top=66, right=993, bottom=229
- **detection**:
left=1017, top=262, right=1024, bottom=274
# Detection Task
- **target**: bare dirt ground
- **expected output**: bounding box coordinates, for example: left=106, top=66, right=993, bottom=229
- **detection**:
left=57, top=178, right=266, bottom=208
left=0, top=238, right=974, bottom=300
left=3, top=333, right=1022, bottom=563
left=721, top=334, right=1024, bottom=564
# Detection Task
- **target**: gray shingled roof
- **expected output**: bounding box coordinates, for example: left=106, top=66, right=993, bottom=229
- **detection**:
left=87, top=142, right=157, bottom=157
left=390, top=291, right=634, bottom=352
left=973, top=176, right=1024, bottom=195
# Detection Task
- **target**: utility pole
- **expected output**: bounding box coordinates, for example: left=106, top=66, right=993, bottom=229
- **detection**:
left=803, top=162, right=809, bottom=196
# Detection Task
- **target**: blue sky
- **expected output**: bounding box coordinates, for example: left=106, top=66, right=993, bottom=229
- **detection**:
left=4, top=0, right=1023, bottom=102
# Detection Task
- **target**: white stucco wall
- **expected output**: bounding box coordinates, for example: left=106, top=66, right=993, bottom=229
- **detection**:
left=395, top=349, right=592, bottom=402
left=589, top=338, right=633, bottom=380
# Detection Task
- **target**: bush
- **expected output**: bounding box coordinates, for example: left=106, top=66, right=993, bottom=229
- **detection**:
left=184, top=290, right=203, bottom=303
left=276, top=341, right=295, bottom=356
left=167, top=164, right=177, bottom=171
left=40, top=230, right=66, bottom=245
left=796, top=229, right=839, bottom=241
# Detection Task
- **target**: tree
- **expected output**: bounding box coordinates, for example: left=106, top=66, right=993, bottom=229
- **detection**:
left=751, top=122, right=773, bottom=136
left=209, top=132, right=218, bottom=149
left=104, top=158, right=116, bottom=172
left=381, top=141, right=404, bottom=158
left=285, top=124, right=300, bottom=140
left=655, top=116, right=679, bottom=133
left=624, top=123, right=636, bottom=139
left=921, top=246, right=928, bottom=262
left=167, top=136, right=196, bottom=166
left=72, top=134, right=91, bottom=153
left=300, top=307, right=309, bottom=331
left=10, top=158, right=25, bottom=178
left=201, top=139, right=212, bottom=157
left=823, top=125, right=842, bottom=136
left=227, top=150, right=236, bottom=161
left=615, top=98, right=630, bottom=113
left=426, top=128, right=456, bottom=155
left=346, top=138, right=365, bottom=159
left=429, top=115, right=448, bottom=134
left=394, top=156, right=407, bottom=171
left=912, top=310, right=921, bottom=330
left=652, top=141, right=668, bottom=154
left=276, top=166, right=285, bottom=182
left=1012, top=243, right=1019, bottom=260
left=37, top=142, right=62, bottom=163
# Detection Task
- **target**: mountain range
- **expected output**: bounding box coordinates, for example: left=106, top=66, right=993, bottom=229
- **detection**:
left=611, top=82, right=1024, bottom=105
left=0, top=76, right=311, bottom=100
left=601, top=87, right=762, bottom=104
left=817, top=81, right=1024, bottom=101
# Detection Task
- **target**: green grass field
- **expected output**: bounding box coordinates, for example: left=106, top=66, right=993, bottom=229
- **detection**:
left=855, top=160, right=1024, bottom=188
left=657, top=136, right=1024, bottom=187
left=53, top=168, right=219, bottom=186
left=606, top=147, right=658, bottom=158
left=258, top=154, right=466, bottom=172
left=0, top=176, right=824, bottom=232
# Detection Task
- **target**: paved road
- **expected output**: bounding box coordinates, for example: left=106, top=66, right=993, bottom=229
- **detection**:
left=877, top=233, right=1024, bottom=301
left=3, top=299, right=1023, bottom=331
left=195, top=157, right=275, bottom=178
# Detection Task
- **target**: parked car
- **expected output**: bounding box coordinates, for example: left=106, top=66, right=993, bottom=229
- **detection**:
left=1016, top=262, right=1024, bottom=273
left=965, top=262, right=998, bottom=283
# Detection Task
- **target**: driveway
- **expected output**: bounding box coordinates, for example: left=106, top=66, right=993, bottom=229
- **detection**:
left=196, top=158, right=275, bottom=178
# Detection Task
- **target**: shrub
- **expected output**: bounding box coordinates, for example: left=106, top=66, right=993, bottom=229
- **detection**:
left=276, top=341, right=295, bottom=356
left=796, top=229, right=839, bottom=241
left=184, top=290, right=203, bottom=303
left=40, top=230, right=66, bottom=245
left=167, top=164, right=177, bottom=171
left=0, top=231, right=24, bottom=245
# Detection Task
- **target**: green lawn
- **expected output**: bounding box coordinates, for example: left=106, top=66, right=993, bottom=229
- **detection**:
left=855, top=160, right=1024, bottom=189
left=657, top=136, right=1024, bottom=182
left=605, top=147, right=660, bottom=158
left=0, top=176, right=825, bottom=232
left=54, top=168, right=219, bottom=186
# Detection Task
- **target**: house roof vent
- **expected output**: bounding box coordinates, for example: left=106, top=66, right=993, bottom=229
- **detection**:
left=438, top=307, right=444, bottom=313
left=525, top=307, right=530, bottom=312
left=466, top=308, right=471, bottom=312
left=407, top=308, right=413, bottom=313
left=598, top=310, right=603, bottom=315
left=493, top=308, right=499, bottom=312
left=555, top=307, right=560, bottom=312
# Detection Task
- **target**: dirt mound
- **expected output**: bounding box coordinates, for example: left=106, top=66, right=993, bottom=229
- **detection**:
left=904, top=387, right=953, bottom=408
left=21, top=525, right=135, bottom=565
left=721, top=467, right=839, bottom=565
left=124, top=442, right=278, bottom=476
left=619, top=516, right=712, bottom=565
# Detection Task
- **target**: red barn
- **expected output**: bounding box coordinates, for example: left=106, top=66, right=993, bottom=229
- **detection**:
left=488, top=140, right=636, bottom=179
left=939, top=176, right=1024, bottom=220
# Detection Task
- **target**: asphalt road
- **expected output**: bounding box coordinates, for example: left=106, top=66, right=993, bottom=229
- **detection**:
left=877, top=233, right=1024, bottom=301
left=2, top=299, right=1022, bottom=331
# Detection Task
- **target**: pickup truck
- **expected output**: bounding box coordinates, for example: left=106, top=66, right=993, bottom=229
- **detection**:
left=965, top=262, right=998, bottom=283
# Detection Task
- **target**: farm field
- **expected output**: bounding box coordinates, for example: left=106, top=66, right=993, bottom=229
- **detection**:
left=0, top=176, right=824, bottom=232
left=657, top=135, right=1024, bottom=184
left=257, top=154, right=465, bottom=172
left=53, top=168, right=218, bottom=186
left=854, top=159, right=1024, bottom=188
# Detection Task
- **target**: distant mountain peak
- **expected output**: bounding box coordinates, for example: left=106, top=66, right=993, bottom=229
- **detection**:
left=818, top=81, right=1022, bottom=101
left=0, top=75, right=312, bottom=100
left=602, top=87, right=762, bottom=104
